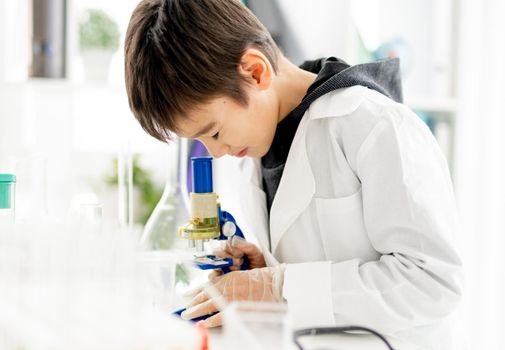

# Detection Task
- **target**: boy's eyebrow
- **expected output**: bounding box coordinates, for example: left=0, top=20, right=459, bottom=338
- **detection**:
left=192, top=121, right=216, bottom=138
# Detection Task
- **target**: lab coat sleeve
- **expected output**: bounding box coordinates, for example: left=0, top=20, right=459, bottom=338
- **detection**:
left=285, top=104, right=463, bottom=333
left=337, top=105, right=462, bottom=332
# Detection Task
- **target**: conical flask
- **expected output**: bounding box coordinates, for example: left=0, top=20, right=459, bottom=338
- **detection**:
left=140, top=141, right=186, bottom=250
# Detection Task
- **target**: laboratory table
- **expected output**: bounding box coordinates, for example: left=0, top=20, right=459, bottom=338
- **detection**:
left=207, top=327, right=419, bottom=350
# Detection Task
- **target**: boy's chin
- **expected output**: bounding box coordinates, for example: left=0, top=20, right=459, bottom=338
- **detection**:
left=248, top=149, right=266, bottom=159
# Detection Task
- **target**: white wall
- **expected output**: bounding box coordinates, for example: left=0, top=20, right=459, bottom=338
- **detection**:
left=0, top=0, right=168, bottom=221
left=0, top=0, right=31, bottom=82
left=453, top=0, right=505, bottom=347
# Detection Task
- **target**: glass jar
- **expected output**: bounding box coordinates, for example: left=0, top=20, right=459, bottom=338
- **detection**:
left=0, top=174, right=16, bottom=224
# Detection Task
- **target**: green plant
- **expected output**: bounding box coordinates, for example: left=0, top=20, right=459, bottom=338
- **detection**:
left=79, top=9, right=119, bottom=52
left=105, top=155, right=163, bottom=225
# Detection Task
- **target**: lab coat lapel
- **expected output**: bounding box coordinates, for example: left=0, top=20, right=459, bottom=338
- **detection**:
left=269, top=114, right=315, bottom=253
left=235, top=158, right=279, bottom=266
left=214, top=156, right=275, bottom=264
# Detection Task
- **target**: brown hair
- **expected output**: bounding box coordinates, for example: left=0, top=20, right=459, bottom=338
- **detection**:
left=124, top=0, right=279, bottom=142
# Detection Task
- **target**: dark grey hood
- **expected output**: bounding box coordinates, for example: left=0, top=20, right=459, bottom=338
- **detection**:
left=290, top=57, right=403, bottom=120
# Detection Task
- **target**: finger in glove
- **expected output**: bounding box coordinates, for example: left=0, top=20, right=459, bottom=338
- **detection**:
left=181, top=299, right=218, bottom=321
left=202, top=312, right=223, bottom=328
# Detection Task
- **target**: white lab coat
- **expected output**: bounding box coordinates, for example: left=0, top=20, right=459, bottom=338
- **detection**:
left=215, top=85, right=463, bottom=349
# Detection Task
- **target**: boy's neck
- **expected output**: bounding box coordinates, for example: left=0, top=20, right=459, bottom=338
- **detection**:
left=275, top=56, right=317, bottom=124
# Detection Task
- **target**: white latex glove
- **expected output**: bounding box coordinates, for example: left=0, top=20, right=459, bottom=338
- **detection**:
left=181, top=264, right=286, bottom=327
left=213, top=236, right=266, bottom=271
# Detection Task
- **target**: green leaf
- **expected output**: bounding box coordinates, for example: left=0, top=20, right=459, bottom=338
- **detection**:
left=79, top=9, right=119, bottom=51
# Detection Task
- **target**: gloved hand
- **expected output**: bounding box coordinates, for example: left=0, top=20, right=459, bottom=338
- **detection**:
left=181, top=264, right=286, bottom=327
left=213, top=236, right=266, bottom=271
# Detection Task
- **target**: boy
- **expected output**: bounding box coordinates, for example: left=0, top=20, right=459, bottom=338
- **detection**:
left=124, top=1, right=462, bottom=348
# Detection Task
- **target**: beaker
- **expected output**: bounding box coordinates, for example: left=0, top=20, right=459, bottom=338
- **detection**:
left=78, top=203, right=103, bottom=234
left=6, top=156, right=47, bottom=220
left=137, top=251, right=177, bottom=312
left=0, top=174, right=16, bottom=224
left=223, top=301, right=293, bottom=350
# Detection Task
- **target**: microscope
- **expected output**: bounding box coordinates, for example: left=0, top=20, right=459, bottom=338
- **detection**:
left=174, top=157, right=248, bottom=322
left=178, top=156, right=248, bottom=272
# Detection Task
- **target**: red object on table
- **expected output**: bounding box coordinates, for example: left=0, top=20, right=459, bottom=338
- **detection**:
left=195, top=321, right=209, bottom=350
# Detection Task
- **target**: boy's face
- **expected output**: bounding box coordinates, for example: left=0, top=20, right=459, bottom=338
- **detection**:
left=175, top=88, right=279, bottom=159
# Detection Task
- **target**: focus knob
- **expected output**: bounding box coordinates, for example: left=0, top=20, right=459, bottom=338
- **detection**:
left=222, top=221, right=236, bottom=238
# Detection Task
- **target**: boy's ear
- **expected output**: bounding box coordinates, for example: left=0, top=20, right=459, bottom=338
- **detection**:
left=238, top=48, right=273, bottom=90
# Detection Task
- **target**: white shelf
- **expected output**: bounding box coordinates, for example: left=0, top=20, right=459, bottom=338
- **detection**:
left=0, top=78, right=124, bottom=93
left=405, top=95, right=458, bottom=114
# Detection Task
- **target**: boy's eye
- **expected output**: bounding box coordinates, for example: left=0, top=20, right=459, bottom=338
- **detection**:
left=212, top=132, right=219, bottom=140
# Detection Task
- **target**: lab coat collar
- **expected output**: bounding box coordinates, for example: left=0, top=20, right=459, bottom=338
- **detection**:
left=269, top=86, right=365, bottom=253
left=307, top=85, right=365, bottom=120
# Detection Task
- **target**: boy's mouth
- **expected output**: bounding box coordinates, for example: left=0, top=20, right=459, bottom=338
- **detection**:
left=234, top=148, right=248, bottom=157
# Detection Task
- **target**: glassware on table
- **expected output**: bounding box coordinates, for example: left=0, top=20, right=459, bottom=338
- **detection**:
left=141, top=141, right=187, bottom=250
left=223, top=301, right=293, bottom=350
left=118, top=141, right=134, bottom=232
left=6, top=156, right=48, bottom=220
left=0, top=174, right=16, bottom=225
left=137, top=251, right=177, bottom=312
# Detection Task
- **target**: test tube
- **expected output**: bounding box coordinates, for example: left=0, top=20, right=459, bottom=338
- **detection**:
left=118, top=142, right=133, bottom=231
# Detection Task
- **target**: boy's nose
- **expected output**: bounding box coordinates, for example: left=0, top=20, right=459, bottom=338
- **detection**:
left=202, top=139, right=229, bottom=158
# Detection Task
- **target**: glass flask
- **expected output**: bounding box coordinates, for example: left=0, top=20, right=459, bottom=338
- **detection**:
left=140, top=141, right=187, bottom=250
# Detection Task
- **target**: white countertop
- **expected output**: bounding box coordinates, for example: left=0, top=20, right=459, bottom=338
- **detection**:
left=207, top=327, right=418, bottom=350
